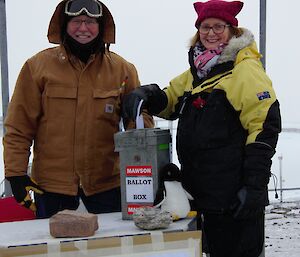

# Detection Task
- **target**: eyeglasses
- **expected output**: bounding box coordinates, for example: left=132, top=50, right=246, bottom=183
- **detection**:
left=69, top=18, right=98, bottom=28
left=199, top=24, right=230, bottom=35
left=65, top=0, right=103, bottom=18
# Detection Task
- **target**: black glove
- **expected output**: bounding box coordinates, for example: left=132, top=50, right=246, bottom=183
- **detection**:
left=231, top=186, right=267, bottom=219
left=6, top=175, right=44, bottom=211
left=231, top=143, right=274, bottom=219
left=122, top=84, right=168, bottom=121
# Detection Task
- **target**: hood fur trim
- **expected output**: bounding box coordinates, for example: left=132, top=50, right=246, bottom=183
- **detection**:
left=217, top=28, right=254, bottom=64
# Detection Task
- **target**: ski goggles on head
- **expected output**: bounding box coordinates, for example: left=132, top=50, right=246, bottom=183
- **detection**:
left=65, top=0, right=103, bottom=18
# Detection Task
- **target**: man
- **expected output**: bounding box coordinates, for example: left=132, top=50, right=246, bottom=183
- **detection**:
left=4, top=0, right=153, bottom=218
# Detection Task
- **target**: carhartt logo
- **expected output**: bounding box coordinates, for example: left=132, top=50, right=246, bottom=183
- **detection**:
left=105, top=104, right=114, bottom=113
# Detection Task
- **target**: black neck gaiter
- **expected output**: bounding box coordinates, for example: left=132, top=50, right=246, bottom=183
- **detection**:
left=64, top=33, right=104, bottom=63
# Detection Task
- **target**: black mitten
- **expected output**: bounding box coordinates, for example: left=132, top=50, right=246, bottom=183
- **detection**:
left=232, top=186, right=266, bottom=219
left=232, top=142, right=274, bottom=219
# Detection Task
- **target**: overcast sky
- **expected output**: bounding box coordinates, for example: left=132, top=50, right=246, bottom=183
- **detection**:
left=3, top=0, right=298, bottom=126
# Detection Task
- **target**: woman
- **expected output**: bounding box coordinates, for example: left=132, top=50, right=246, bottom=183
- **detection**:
left=122, top=1, right=281, bottom=256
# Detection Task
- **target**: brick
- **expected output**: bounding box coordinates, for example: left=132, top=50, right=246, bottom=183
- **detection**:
left=49, top=210, right=98, bottom=238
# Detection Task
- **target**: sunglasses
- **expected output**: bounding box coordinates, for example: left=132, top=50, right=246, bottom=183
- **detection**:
left=65, top=0, right=103, bottom=18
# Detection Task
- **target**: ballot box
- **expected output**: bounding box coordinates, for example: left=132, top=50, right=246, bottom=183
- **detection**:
left=114, top=128, right=171, bottom=219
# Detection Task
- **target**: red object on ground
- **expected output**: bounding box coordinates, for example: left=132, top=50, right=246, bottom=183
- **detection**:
left=0, top=196, right=36, bottom=223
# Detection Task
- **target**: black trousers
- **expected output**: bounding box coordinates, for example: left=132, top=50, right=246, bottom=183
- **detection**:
left=34, top=187, right=121, bottom=218
left=198, top=212, right=264, bottom=257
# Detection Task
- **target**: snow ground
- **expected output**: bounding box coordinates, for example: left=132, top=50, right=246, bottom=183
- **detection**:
left=265, top=199, right=300, bottom=257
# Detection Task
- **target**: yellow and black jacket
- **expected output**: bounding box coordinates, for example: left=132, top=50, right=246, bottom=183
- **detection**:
left=158, top=29, right=281, bottom=212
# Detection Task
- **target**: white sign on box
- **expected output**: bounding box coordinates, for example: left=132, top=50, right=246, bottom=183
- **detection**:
left=126, top=165, right=153, bottom=203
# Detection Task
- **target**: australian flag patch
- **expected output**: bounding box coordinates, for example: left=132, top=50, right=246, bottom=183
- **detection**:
left=257, top=91, right=271, bottom=101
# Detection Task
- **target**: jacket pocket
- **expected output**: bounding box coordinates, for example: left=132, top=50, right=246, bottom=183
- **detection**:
left=93, top=88, right=120, bottom=120
left=45, top=87, right=77, bottom=119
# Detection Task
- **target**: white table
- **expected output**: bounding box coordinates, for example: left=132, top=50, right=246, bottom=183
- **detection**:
left=0, top=212, right=195, bottom=248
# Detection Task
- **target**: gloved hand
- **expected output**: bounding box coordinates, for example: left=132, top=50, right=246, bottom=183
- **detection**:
left=231, top=142, right=274, bottom=220
left=6, top=175, right=44, bottom=211
left=231, top=186, right=267, bottom=219
left=122, top=84, right=168, bottom=122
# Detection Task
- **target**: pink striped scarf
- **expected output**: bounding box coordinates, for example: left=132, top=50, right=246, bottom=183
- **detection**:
left=193, top=42, right=227, bottom=79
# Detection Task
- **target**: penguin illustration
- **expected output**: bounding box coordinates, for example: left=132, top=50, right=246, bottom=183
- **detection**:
left=154, top=163, right=195, bottom=220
